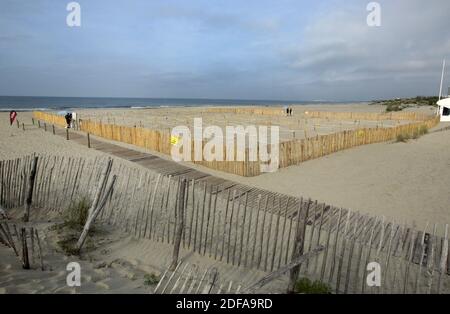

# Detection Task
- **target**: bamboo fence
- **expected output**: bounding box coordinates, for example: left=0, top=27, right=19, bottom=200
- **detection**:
left=206, top=107, right=286, bottom=116
left=33, top=111, right=440, bottom=177
left=278, top=116, right=440, bottom=168
left=304, top=111, right=431, bottom=121
left=33, top=111, right=67, bottom=128
left=1, top=154, right=449, bottom=293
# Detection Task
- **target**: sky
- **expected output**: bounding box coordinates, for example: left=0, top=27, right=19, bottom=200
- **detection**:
left=0, top=0, right=449, bottom=101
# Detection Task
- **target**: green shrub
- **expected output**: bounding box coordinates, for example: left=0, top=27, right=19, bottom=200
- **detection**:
left=144, top=273, right=160, bottom=286
left=64, top=197, right=91, bottom=228
left=386, top=103, right=404, bottom=112
left=294, top=277, right=332, bottom=294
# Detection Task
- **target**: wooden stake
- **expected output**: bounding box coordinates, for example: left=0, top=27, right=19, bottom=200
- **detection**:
left=144, top=174, right=162, bottom=238
left=250, top=195, right=262, bottom=267
left=169, top=178, right=187, bottom=271
left=226, top=190, right=237, bottom=264
left=23, top=156, right=38, bottom=222
left=208, top=187, right=219, bottom=257
left=34, top=228, right=44, bottom=271
left=77, top=175, right=116, bottom=251
left=437, top=224, right=449, bottom=294
left=328, top=208, right=343, bottom=283
left=287, top=200, right=310, bottom=293
left=277, top=197, right=290, bottom=269
left=270, top=197, right=282, bottom=271
left=237, top=193, right=248, bottom=267
left=257, top=195, right=269, bottom=269
left=426, top=223, right=437, bottom=294
left=219, top=189, right=232, bottom=261
left=403, top=229, right=418, bottom=294
left=414, top=222, right=429, bottom=293
left=320, top=208, right=337, bottom=283
left=21, top=228, right=30, bottom=269
left=264, top=197, right=275, bottom=271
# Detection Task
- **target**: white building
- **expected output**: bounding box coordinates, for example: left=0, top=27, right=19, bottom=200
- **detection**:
left=437, top=98, right=450, bottom=122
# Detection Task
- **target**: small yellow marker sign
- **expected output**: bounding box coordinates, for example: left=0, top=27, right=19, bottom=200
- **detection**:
left=171, top=135, right=180, bottom=145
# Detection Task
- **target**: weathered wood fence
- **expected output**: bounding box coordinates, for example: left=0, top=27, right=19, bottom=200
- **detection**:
left=33, top=111, right=439, bottom=177
left=0, top=222, right=45, bottom=270
left=34, top=108, right=439, bottom=176
left=278, top=116, right=439, bottom=168
left=304, top=111, right=432, bottom=121
left=206, top=107, right=287, bottom=116
left=0, top=155, right=449, bottom=293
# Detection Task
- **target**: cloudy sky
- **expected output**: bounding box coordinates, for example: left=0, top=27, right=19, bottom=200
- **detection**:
left=0, top=0, right=449, bottom=101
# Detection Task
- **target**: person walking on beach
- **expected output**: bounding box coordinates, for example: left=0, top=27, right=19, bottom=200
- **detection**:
left=65, top=112, right=72, bottom=128
left=9, top=110, right=17, bottom=125
left=71, top=111, right=77, bottom=129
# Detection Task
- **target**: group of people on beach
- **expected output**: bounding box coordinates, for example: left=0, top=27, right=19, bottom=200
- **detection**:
left=65, top=112, right=77, bottom=128
left=286, top=107, right=293, bottom=116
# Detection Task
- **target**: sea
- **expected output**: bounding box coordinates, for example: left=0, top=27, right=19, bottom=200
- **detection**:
left=0, top=96, right=342, bottom=112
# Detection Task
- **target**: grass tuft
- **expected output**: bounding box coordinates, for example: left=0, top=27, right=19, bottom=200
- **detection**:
left=397, top=126, right=428, bottom=142
left=294, top=277, right=332, bottom=294
left=144, top=273, right=160, bottom=286
left=64, top=197, right=91, bottom=228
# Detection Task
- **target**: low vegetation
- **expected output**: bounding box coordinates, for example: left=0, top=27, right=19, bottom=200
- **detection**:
left=294, top=277, right=332, bottom=294
left=396, top=125, right=428, bottom=142
left=144, top=273, right=160, bottom=286
left=49, top=197, right=94, bottom=256
left=64, top=197, right=91, bottom=229
left=370, top=96, right=439, bottom=112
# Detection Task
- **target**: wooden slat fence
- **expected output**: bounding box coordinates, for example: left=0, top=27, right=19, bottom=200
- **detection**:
left=33, top=111, right=439, bottom=177
left=1, top=155, right=449, bottom=293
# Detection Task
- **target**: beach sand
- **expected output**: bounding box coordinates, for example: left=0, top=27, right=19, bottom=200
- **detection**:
left=49, top=104, right=447, bottom=228
left=0, top=111, right=281, bottom=294
left=1, top=104, right=449, bottom=293
left=3, top=106, right=447, bottom=227
left=74, top=103, right=438, bottom=142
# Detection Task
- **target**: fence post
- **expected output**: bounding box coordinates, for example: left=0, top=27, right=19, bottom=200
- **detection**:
left=87, top=133, right=91, bottom=148
left=52, top=125, right=55, bottom=135
left=287, top=200, right=310, bottom=293
left=170, top=178, right=187, bottom=271
left=23, top=156, right=38, bottom=222
left=66, top=128, right=69, bottom=140
left=21, top=228, right=30, bottom=269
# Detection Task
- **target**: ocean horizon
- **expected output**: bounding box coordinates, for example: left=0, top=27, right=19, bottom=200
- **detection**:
left=0, top=96, right=361, bottom=112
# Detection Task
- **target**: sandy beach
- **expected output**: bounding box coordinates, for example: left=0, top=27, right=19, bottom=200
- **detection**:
left=22, top=103, right=444, bottom=228
left=2, top=106, right=449, bottom=226
left=1, top=103, right=450, bottom=294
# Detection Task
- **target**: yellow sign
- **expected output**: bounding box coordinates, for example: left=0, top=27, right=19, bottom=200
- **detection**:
left=170, top=136, right=180, bottom=145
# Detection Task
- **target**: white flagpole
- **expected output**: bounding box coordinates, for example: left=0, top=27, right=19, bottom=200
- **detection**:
left=439, top=59, right=446, bottom=101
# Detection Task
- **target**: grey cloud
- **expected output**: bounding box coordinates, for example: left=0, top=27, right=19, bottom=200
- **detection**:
left=278, top=0, right=450, bottom=99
